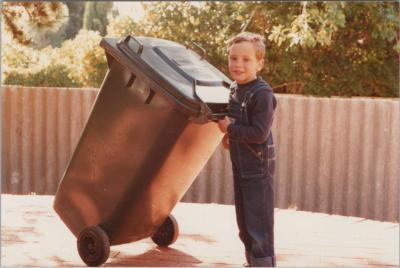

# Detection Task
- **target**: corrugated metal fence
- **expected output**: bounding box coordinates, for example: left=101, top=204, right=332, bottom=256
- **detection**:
left=2, top=86, right=399, bottom=222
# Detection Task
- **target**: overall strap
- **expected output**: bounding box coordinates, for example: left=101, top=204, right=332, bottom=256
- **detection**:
left=242, top=85, right=272, bottom=124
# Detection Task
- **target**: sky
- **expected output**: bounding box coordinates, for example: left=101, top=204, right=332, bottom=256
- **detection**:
left=113, top=1, right=145, bottom=22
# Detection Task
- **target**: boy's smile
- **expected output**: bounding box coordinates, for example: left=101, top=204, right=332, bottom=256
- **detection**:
left=228, top=41, right=264, bottom=85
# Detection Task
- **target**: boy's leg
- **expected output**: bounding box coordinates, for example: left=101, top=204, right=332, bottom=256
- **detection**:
left=232, top=162, right=252, bottom=263
left=240, top=174, right=275, bottom=266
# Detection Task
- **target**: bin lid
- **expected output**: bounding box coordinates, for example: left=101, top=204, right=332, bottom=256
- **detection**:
left=100, top=36, right=231, bottom=119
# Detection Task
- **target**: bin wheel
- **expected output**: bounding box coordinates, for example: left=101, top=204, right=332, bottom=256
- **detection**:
left=151, top=214, right=179, bottom=247
left=77, top=225, right=110, bottom=266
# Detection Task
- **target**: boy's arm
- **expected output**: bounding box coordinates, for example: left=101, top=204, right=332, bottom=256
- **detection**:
left=227, top=91, right=275, bottom=144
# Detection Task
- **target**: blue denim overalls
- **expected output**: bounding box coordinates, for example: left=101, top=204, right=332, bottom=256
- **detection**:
left=228, top=82, right=276, bottom=267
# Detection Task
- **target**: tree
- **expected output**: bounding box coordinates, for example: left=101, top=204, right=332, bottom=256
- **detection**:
left=83, top=2, right=113, bottom=36
left=64, top=2, right=85, bottom=40
left=264, top=2, right=399, bottom=96
left=2, top=2, right=68, bottom=46
left=107, top=15, right=143, bottom=38
left=141, top=2, right=245, bottom=74
left=139, top=2, right=399, bottom=97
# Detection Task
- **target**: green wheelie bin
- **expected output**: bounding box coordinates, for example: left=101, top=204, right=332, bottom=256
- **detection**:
left=53, top=35, right=231, bottom=266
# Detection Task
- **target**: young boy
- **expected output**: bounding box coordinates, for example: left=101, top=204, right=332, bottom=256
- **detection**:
left=218, top=32, right=277, bottom=267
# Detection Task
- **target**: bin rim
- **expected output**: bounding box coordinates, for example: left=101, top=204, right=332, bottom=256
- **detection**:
left=100, top=35, right=231, bottom=123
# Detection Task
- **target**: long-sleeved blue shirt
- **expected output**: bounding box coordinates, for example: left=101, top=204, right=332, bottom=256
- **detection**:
left=228, top=77, right=277, bottom=144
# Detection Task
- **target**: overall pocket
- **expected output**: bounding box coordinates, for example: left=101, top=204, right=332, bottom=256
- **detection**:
left=238, top=142, right=267, bottom=178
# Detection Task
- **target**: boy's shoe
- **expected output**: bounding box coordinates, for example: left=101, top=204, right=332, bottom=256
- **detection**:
left=245, top=250, right=251, bottom=264
left=242, top=250, right=251, bottom=267
left=250, top=256, right=276, bottom=267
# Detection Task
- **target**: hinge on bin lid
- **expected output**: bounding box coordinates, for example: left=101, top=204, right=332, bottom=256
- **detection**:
left=192, top=42, right=206, bottom=60
left=118, top=35, right=144, bottom=55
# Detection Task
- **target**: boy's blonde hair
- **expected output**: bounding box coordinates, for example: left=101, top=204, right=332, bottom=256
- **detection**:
left=227, top=32, right=266, bottom=60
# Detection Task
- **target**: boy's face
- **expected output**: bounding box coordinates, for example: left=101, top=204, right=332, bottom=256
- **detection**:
left=228, top=41, right=264, bottom=85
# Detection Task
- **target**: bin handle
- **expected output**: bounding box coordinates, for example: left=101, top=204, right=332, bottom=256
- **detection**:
left=192, top=42, right=206, bottom=60
left=122, top=35, right=144, bottom=55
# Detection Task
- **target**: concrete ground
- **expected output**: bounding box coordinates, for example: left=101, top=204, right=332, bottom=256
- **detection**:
left=1, top=194, right=398, bottom=267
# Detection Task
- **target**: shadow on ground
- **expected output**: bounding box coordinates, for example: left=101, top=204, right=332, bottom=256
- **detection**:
left=106, top=246, right=202, bottom=267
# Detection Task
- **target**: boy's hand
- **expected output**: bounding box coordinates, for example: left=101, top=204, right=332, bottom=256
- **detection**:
left=218, top=116, right=231, bottom=133
left=222, top=134, right=229, bottom=149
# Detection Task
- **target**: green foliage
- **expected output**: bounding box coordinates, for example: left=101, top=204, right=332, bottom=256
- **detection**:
left=107, top=15, right=143, bottom=38
left=2, top=42, right=38, bottom=70
left=2, top=30, right=107, bottom=88
left=4, top=64, right=80, bottom=87
left=56, top=30, right=108, bottom=87
left=140, top=2, right=246, bottom=75
left=2, top=2, right=69, bottom=46
left=2, top=2, right=85, bottom=48
left=83, top=2, right=113, bottom=36
left=269, top=2, right=346, bottom=48
left=2, top=2, right=399, bottom=97
left=136, top=2, right=399, bottom=97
